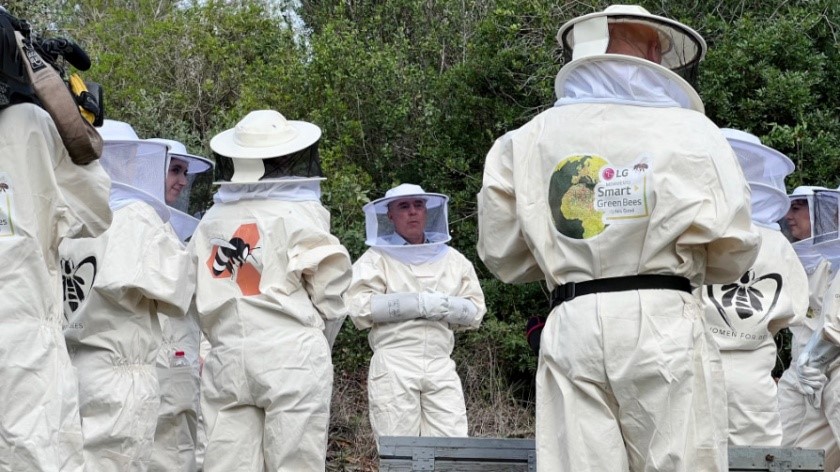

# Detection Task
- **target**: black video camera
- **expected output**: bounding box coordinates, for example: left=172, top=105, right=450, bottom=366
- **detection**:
left=0, top=6, right=104, bottom=125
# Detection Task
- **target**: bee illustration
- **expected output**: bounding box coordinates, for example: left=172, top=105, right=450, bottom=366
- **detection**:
left=61, top=256, right=97, bottom=318
left=633, top=163, right=649, bottom=172
left=0, top=182, right=9, bottom=192
left=710, top=270, right=782, bottom=327
left=210, top=237, right=262, bottom=279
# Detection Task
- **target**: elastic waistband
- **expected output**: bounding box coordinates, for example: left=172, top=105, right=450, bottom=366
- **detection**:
left=550, top=274, right=692, bottom=309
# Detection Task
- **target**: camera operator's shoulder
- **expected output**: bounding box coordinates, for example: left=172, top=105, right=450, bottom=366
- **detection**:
left=0, top=102, right=51, bottom=128
left=0, top=103, right=66, bottom=162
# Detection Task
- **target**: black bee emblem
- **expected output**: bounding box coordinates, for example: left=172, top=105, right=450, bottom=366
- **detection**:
left=61, top=256, right=97, bottom=318
left=633, top=163, right=648, bottom=172
left=0, top=182, right=8, bottom=192
left=210, top=237, right=261, bottom=279
left=708, top=270, right=782, bottom=328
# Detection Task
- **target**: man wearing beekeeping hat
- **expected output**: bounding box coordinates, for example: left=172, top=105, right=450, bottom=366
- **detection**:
left=346, top=183, right=486, bottom=442
left=144, top=138, right=213, bottom=472
left=190, top=109, right=351, bottom=471
left=701, top=129, right=808, bottom=446
left=477, top=4, right=759, bottom=471
left=60, top=120, right=194, bottom=471
left=777, top=185, right=840, bottom=470
left=0, top=103, right=111, bottom=471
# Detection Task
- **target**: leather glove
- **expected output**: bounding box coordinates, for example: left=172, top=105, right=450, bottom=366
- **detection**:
left=419, top=291, right=449, bottom=321
left=443, top=296, right=479, bottom=326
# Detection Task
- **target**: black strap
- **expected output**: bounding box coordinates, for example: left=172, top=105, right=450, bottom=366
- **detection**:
left=550, top=274, right=692, bottom=308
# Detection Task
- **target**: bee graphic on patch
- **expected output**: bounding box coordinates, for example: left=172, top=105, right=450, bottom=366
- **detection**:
left=708, top=268, right=783, bottom=329
left=61, top=255, right=97, bottom=319
left=210, top=236, right=263, bottom=282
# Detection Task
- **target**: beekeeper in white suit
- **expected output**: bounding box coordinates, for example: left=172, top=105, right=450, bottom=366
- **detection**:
left=61, top=120, right=194, bottom=471
left=0, top=103, right=111, bottom=471
left=346, top=183, right=486, bottom=441
left=701, top=129, right=808, bottom=446
left=477, top=5, right=760, bottom=471
left=145, top=138, right=213, bottom=472
left=190, top=109, right=351, bottom=471
left=777, top=186, right=840, bottom=470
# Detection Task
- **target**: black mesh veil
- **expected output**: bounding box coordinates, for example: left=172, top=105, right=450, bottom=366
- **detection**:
left=214, top=140, right=322, bottom=183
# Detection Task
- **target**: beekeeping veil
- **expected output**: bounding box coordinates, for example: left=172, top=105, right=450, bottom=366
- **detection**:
left=721, top=128, right=793, bottom=229
left=363, top=183, right=451, bottom=265
left=782, top=186, right=822, bottom=242
left=786, top=187, right=840, bottom=272
left=146, top=138, right=213, bottom=242
left=211, top=110, right=323, bottom=186
left=554, top=4, right=707, bottom=112
left=97, top=119, right=169, bottom=222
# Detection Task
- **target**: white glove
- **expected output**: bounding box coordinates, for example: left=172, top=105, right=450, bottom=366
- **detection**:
left=794, top=331, right=840, bottom=407
left=419, top=292, right=449, bottom=321
left=443, top=296, right=479, bottom=326
left=794, top=356, right=826, bottom=408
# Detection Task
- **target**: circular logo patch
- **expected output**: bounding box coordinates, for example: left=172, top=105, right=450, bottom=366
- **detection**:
left=548, top=154, right=609, bottom=239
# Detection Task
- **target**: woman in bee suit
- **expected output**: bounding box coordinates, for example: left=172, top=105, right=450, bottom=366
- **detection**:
left=477, top=5, right=759, bottom=471
left=145, top=138, right=213, bottom=472
left=61, top=120, right=194, bottom=471
left=346, top=183, right=486, bottom=442
left=0, top=103, right=111, bottom=471
left=701, top=129, right=808, bottom=446
left=190, top=109, right=351, bottom=471
left=777, top=186, right=840, bottom=470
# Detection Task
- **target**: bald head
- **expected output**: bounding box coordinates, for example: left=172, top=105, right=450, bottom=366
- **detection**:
left=606, top=22, right=663, bottom=64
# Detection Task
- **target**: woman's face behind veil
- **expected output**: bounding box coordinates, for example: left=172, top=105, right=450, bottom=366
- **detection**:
left=785, top=199, right=811, bottom=241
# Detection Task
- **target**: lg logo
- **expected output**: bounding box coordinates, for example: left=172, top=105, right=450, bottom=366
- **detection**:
left=601, top=167, right=629, bottom=181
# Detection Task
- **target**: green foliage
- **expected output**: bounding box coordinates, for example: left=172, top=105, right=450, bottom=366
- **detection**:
left=3, top=0, right=61, bottom=32
left=331, top=319, right=372, bottom=374
left=455, top=316, right=537, bottom=385
left=698, top=2, right=840, bottom=188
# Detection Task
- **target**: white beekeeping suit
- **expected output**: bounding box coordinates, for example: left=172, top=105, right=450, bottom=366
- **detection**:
left=190, top=110, right=351, bottom=471
left=346, top=184, right=486, bottom=442
left=477, top=5, right=759, bottom=471
left=0, top=103, right=111, bottom=472
left=61, top=120, right=194, bottom=472
left=777, top=187, right=840, bottom=470
left=145, top=138, right=213, bottom=472
left=701, top=129, right=807, bottom=446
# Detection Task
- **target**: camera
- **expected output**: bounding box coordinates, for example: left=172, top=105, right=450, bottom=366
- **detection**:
left=0, top=6, right=104, bottom=125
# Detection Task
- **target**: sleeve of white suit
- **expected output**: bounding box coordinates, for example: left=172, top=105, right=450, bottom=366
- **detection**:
left=767, top=231, right=810, bottom=335
left=446, top=252, right=487, bottom=330
left=97, top=204, right=194, bottom=317
left=286, top=221, right=352, bottom=323
left=55, top=159, right=112, bottom=239
left=675, top=137, right=760, bottom=284
left=819, top=272, right=840, bottom=348
left=477, top=131, right=544, bottom=284
left=346, top=251, right=389, bottom=330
